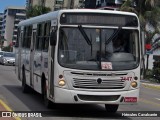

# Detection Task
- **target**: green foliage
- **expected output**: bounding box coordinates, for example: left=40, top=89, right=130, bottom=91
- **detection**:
left=120, top=0, right=160, bottom=31
left=145, top=69, right=153, bottom=78
left=120, top=0, right=160, bottom=73
left=145, top=0, right=157, bottom=7
left=26, top=5, right=51, bottom=18
left=2, top=46, right=13, bottom=52
left=120, top=0, right=138, bottom=13
left=153, top=61, right=160, bottom=73
left=152, top=61, right=160, bottom=82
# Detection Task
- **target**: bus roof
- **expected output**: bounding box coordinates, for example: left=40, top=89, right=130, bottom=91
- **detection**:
left=18, top=9, right=138, bottom=26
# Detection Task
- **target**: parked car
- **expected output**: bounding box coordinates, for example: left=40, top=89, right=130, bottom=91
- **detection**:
left=0, top=52, right=15, bottom=65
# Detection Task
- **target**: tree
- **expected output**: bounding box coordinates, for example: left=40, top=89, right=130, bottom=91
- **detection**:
left=0, top=37, right=6, bottom=50
left=121, top=0, right=160, bottom=29
left=120, top=0, right=160, bottom=77
left=26, top=5, right=51, bottom=18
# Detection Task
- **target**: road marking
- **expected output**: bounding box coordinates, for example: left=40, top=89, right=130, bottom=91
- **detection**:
left=140, top=98, right=160, bottom=107
left=0, top=99, right=21, bottom=120
left=155, top=98, right=160, bottom=101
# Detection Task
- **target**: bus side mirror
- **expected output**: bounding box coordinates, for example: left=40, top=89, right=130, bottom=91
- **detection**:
left=50, top=30, right=57, bottom=46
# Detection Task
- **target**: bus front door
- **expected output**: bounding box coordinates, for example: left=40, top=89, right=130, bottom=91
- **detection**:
left=49, top=25, right=57, bottom=99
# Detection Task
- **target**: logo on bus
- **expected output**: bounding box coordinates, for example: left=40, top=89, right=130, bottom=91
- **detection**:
left=97, top=78, right=102, bottom=84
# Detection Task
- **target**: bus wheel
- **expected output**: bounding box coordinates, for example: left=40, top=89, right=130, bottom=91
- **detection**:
left=105, top=104, right=119, bottom=113
left=22, top=68, right=30, bottom=93
left=43, top=82, right=52, bottom=109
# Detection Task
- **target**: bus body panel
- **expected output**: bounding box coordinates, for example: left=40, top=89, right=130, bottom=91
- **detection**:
left=54, top=87, right=139, bottom=104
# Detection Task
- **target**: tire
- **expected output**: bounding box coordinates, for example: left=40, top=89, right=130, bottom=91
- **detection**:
left=43, top=80, right=53, bottom=109
left=105, top=104, right=119, bottom=113
left=22, top=68, right=30, bottom=93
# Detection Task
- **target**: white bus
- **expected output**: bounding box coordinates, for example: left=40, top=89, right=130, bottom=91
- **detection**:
left=15, top=9, right=141, bottom=113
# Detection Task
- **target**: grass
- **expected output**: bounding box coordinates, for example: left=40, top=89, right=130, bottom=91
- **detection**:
left=142, top=83, right=160, bottom=90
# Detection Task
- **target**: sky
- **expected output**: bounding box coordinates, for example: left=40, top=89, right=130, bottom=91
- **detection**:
left=0, top=0, right=26, bottom=13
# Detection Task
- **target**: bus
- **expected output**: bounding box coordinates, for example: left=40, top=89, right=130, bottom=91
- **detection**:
left=15, top=9, right=141, bottom=113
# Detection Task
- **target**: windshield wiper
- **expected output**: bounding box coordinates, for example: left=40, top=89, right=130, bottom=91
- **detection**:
left=78, top=25, right=92, bottom=45
left=105, top=27, right=122, bottom=45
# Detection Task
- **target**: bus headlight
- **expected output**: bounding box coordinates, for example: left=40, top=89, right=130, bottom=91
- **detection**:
left=58, top=80, right=66, bottom=86
left=131, top=81, right=137, bottom=88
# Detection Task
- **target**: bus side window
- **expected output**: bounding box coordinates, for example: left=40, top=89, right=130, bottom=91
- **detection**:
left=42, top=22, right=51, bottom=51
left=27, top=26, right=32, bottom=48
left=23, top=26, right=32, bottom=48
left=36, top=23, right=44, bottom=50
left=22, top=27, right=27, bottom=48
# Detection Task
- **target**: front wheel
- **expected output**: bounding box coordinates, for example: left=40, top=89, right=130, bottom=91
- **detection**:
left=43, top=81, right=53, bottom=108
left=105, top=104, right=119, bottom=113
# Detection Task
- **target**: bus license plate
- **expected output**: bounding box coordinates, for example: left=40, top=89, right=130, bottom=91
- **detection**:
left=124, top=97, right=137, bottom=102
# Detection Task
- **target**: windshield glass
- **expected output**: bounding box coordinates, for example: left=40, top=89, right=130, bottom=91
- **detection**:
left=58, top=27, right=139, bottom=70
left=3, top=52, right=15, bottom=57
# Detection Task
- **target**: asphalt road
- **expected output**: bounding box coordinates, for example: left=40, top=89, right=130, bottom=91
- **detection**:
left=0, top=65, right=159, bottom=120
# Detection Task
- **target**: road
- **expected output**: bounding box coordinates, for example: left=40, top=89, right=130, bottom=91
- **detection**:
left=0, top=65, right=159, bottom=120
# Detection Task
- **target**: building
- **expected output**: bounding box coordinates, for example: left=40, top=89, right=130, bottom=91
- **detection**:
left=26, top=0, right=85, bottom=11
left=1, top=6, right=26, bottom=46
left=26, top=0, right=55, bottom=11
left=55, top=0, right=85, bottom=9
left=0, top=13, right=4, bottom=50
left=0, top=13, right=3, bottom=38
left=85, top=0, right=123, bottom=9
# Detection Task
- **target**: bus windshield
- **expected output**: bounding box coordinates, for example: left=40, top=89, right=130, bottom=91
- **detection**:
left=58, top=27, right=139, bottom=70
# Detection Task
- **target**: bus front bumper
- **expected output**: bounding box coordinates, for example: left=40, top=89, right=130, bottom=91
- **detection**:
left=53, top=87, right=139, bottom=104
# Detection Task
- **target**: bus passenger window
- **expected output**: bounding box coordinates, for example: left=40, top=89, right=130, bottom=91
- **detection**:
left=23, top=26, right=32, bottom=48
left=36, top=37, right=42, bottom=50
left=26, top=26, right=32, bottom=48
left=36, top=23, right=44, bottom=50
left=22, top=27, right=27, bottom=48
left=42, top=22, right=51, bottom=51
left=43, top=39, right=49, bottom=51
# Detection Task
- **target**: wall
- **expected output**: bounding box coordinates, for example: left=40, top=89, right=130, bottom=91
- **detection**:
left=5, top=15, right=15, bottom=46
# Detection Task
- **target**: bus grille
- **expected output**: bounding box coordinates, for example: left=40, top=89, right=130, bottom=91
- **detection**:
left=73, top=78, right=125, bottom=89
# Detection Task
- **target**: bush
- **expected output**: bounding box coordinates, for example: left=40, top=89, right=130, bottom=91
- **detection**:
left=152, top=61, right=160, bottom=83
left=2, top=46, right=13, bottom=52
left=146, top=69, right=153, bottom=78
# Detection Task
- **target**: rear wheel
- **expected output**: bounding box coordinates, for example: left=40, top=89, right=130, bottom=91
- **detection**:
left=105, top=104, right=119, bottom=113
